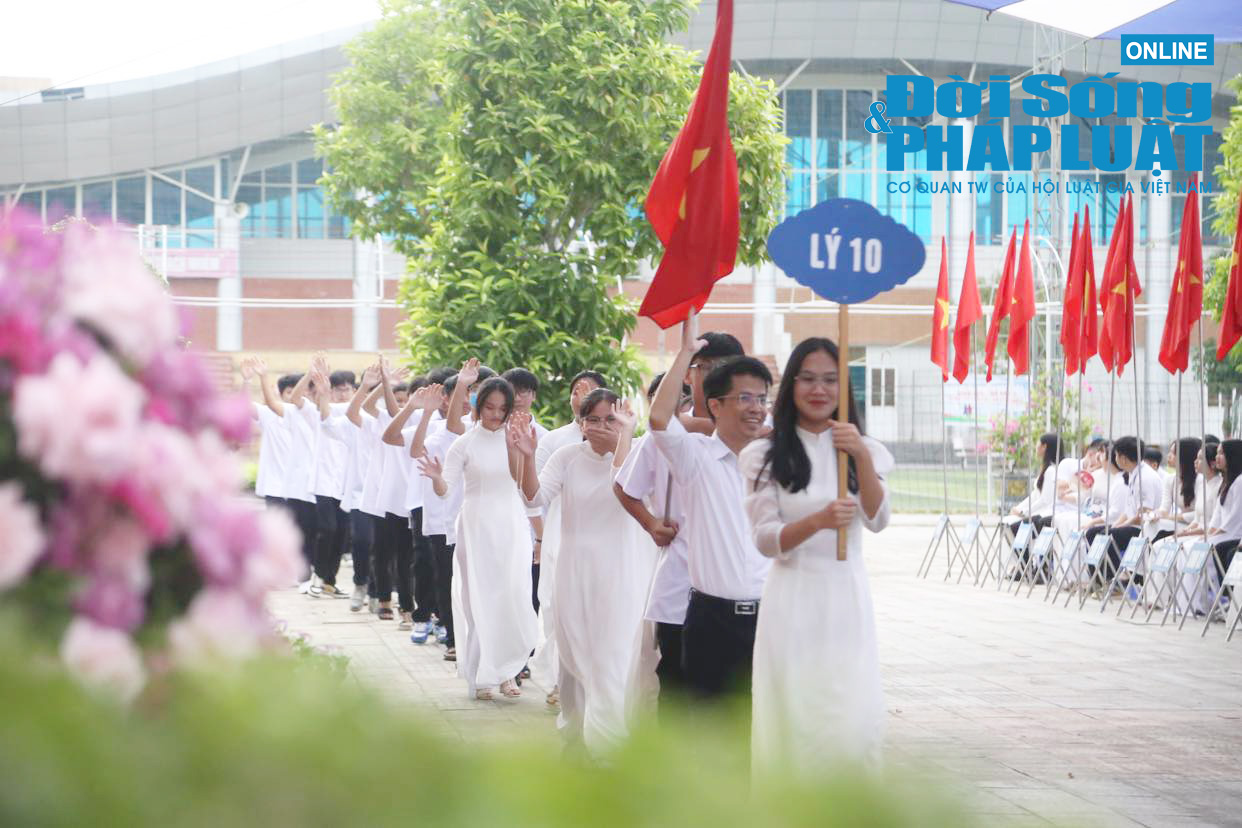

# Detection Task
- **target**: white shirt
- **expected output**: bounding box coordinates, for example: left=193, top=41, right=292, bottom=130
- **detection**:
left=617, top=433, right=690, bottom=624
left=651, top=416, right=770, bottom=601
left=253, top=403, right=292, bottom=499
left=312, top=402, right=350, bottom=500
left=357, top=411, right=389, bottom=518
left=423, top=421, right=463, bottom=539
left=376, top=410, right=416, bottom=517
left=399, top=410, right=435, bottom=513
left=1212, top=479, right=1242, bottom=544
left=1195, top=473, right=1222, bottom=529
left=1125, top=462, right=1163, bottom=521
left=1016, top=457, right=1080, bottom=517
left=537, top=421, right=581, bottom=474
left=281, top=400, right=319, bottom=503
left=324, top=410, right=372, bottom=512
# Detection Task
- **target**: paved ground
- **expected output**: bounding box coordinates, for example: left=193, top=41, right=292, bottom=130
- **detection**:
left=268, top=515, right=1242, bottom=828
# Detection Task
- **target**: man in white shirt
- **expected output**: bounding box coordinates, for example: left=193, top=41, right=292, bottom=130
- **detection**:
left=241, top=358, right=295, bottom=510
left=614, top=372, right=693, bottom=701
left=1085, top=436, right=1162, bottom=580
left=306, top=369, right=357, bottom=598
left=649, top=332, right=772, bottom=701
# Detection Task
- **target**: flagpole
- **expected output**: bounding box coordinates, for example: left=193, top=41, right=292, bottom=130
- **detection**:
left=666, top=309, right=699, bottom=522
left=1199, top=318, right=1207, bottom=534
left=998, top=352, right=1011, bottom=590
left=837, top=303, right=850, bottom=562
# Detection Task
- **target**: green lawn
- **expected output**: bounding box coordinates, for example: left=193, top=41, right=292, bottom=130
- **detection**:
left=887, top=465, right=1006, bottom=514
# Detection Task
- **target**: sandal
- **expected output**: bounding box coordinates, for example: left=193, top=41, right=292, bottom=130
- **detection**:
left=475, top=688, right=495, bottom=701
left=500, top=679, right=521, bottom=698
left=443, top=647, right=456, bottom=662
left=546, top=688, right=559, bottom=707
left=377, top=605, right=394, bottom=621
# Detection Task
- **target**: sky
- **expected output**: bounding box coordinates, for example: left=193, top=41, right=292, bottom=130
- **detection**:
left=2, top=0, right=381, bottom=95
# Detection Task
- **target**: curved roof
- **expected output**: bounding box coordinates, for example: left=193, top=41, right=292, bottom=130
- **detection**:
left=0, top=27, right=361, bottom=188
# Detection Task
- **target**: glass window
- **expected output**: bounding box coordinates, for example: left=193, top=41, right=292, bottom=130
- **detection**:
left=81, top=181, right=112, bottom=220
left=298, top=187, right=325, bottom=239
left=785, top=90, right=811, bottom=169
left=1098, top=174, right=1124, bottom=245
left=116, top=177, right=146, bottom=226
left=815, top=171, right=839, bottom=204
left=785, top=172, right=810, bottom=219
left=909, top=175, right=932, bottom=244
left=327, top=208, right=349, bottom=240
left=976, top=173, right=1003, bottom=245
left=264, top=185, right=293, bottom=237
left=844, top=91, right=873, bottom=170
left=815, top=89, right=842, bottom=170
left=264, top=163, right=292, bottom=185
left=186, top=165, right=215, bottom=198
left=236, top=183, right=261, bottom=237
left=186, top=192, right=214, bottom=248
left=45, top=187, right=75, bottom=223
left=842, top=173, right=867, bottom=201
left=876, top=173, right=904, bottom=225
left=16, top=190, right=42, bottom=219
left=152, top=176, right=182, bottom=228
left=1005, top=172, right=1032, bottom=235
left=297, top=158, right=324, bottom=187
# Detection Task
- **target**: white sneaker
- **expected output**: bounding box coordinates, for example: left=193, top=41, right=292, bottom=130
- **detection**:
left=308, top=575, right=324, bottom=597
left=398, top=611, right=414, bottom=631
left=350, top=585, right=367, bottom=612
left=297, top=578, right=313, bottom=594
left=368, top=597, right=379, bottom=615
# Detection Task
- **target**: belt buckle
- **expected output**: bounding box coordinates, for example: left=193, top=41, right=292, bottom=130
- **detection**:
left=734, top=600, right=757, bottom=615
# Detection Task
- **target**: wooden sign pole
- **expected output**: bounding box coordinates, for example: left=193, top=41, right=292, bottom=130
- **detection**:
left=837, top=303, right=850, bottom=561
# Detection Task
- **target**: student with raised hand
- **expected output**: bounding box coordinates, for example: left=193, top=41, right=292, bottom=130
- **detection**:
left=740, top=336, right=893, bottom=773
left=613, top=372, right=694, bottom=702
left=324, top=362, right=383, bottom=611
left=240, top=356, right=294, bottom=514
left=510, top=392, right=656, bottom=755
left=303, top=361, right=350, bottom=598
left=421, top=373, right=537, bottom=700
left=530, top=368, right=606, bottom=706
left=649, top=327, right=772, bottom=703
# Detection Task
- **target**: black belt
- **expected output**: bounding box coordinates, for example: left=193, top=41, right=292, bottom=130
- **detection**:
left=689, top=588, right=760, bottom=616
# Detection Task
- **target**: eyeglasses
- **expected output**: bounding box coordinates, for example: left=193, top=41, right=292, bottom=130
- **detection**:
left=689, top=359, right=721, bottom=373
left=794, top=372, right=838, bottom=388
left=714, top=393, right=768, bottom=409
left=582, top=415, right=619, bottom=427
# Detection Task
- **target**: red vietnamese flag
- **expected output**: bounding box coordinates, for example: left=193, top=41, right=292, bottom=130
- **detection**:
left=1097, top=196, right=1126, bottom=371
left=1076, top=207, right=1099, bottom=370
left=931, top=237, right=951, bottom=381
left=1060, top=211, right=1083, bottom=374
left=1100, top=194, right=1143, bottom=375
left=1219, top=193, right=1242, bottom=360
left=1008, top=219, right=1036, bottom=375
left=1159, top=174, right=1203, bottom=374
left=952, top=231, right=983, bottom=383
left=983, top=227, right=1018, bottom=381
left=640, top=0, right=738, bottom=329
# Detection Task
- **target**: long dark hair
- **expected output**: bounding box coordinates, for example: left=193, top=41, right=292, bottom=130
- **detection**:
left=757, top=338, right=863, bottom=495
left=473, top=377, right=515, bottom=420
left=1175, top=437, right=1202, bottom=510
left=1035, top=433, right=1062, bottom=490
left=1219, top=439, right=1242, bottom=505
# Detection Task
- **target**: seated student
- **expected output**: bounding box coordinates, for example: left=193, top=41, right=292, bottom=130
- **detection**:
left=1007, top=433, right=1077, bottom=532
left=1143, top=438, right=1201, bottom=542
left=1176, top=440, right=1222, bottom=539
left=1083, top=437, right=1162, bottom=585
left=1205, top=440, right=1242, bottom=593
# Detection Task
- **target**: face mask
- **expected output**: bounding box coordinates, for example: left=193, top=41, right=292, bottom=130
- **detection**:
left=469, top=392, right=478, bottom=408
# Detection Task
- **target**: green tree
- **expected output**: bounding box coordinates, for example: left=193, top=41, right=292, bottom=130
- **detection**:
left=316, top=0, right=787, bottom=424
left=1205, top=75, right=1242, bottom=358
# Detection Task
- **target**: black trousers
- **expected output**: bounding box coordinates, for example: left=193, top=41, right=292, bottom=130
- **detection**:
left=349, top=509, right=374, bottom=588
left=264, top=495, right=286, bottom=509
left=372, top=513, right=410, bottom=608
left=409, top=508, right=435, bottom=622
left=681, top=589, right=759, bottom=700
left=427, top=533, right=455, bottom=646
left=288, top=497, right=318, bottom=572
left=313, top=496, right=346, bottom=585
left=531, top=563, right=541, bottom=613
left=655, top=621, right=687, bottom=700
left=1215, top=539, right=1240, bottom=580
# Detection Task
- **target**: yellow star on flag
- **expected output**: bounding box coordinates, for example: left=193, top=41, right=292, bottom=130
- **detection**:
left=677, top=148, right=713, bottom=221
left=937, top=298, right=950, bottom=330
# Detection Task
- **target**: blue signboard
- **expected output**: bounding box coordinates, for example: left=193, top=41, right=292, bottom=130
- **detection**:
left=766, top=199, right=926, bottom=304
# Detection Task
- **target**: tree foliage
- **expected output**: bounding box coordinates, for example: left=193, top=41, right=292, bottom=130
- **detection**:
left=316, top=0, right=787, bottom=424
left=1205, top=75, right=1242, bottom=359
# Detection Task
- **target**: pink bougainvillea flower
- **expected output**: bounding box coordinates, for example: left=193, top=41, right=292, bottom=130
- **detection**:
left=88, top=517, right=152, bottom=593
left=239, top=508, right=303, bottom=598
left=58, top=222, right=179, bottom=367
left=60, top=616, right=147, bottom=704
left=74, top=573, right=146, bottom=632
left=187, top=498, right=262, bottom=587
left=0, top=482, right=45, bottom=589
left=13, top=352, right=145, bottom=485
left=167, top=588, right=271, bottom=666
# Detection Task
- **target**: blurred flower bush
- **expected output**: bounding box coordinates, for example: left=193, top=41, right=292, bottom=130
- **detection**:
left=0, top=210, right=302, bottom=702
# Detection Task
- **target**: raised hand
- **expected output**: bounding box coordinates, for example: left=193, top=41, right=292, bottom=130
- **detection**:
left=413, top=383, right=442, bottom=410
left=416, top=455, right=444, bottom=483
left=311, top=351, right=330, bottom=376
left=458, top=357, right=480, bottom=389
left=239, top=357, right=259, bottom=382
left=391, top=364, right=411, bottom=383
left=361, top=362, right=381, bottom=388
left=507, top=412, right=537, bottom=457
left=611, top=399, right=637, bottom=433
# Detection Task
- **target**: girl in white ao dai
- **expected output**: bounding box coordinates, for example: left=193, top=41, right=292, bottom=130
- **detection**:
left=739, top=338, right=894, bottom=775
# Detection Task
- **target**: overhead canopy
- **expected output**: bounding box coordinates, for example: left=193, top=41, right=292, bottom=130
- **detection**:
left=947, top=0, right=1242, bottom=41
